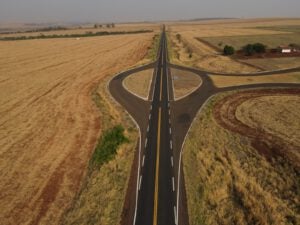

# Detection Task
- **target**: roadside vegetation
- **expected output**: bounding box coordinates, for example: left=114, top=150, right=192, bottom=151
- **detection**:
left=147, top=33, right=161, bottom=61
left=61, top=76, right=140, bottom=225
left=183, top=90, right=300, bottom=225
left=91, top=125, right=129, bottom=168
left=0, top=29, right=153, bottom=41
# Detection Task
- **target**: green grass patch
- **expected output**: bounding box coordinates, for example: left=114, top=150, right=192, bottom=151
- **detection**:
left=201, top=33, right=300, bottom=50
left=91, top=125, right=129, bottom=168
left=0, top=30, right=153, bottom=41
left=147, top=33, right=161, bottom=61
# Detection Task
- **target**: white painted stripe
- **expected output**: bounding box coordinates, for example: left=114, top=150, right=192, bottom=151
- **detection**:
left=145, top=138, right=148, bottom=148
left=142, top=155, right=145, bottom=167
left=170, top=140, right=173, bottom=149
left=169, top=127, right=172, bottom=135
left=169, top=109, right=171, bottom=115
left=171, top=156, right=174, bottom=167
left=150, top=105, right=152, bottom=110
left=174, top=206, right=177, bottom=225
left=139, top=176, right=142, bottom=190
left=147, top=126, right=149, bottom=133
left=172, top=177, right=175, bottom=191
left=149, top=114, right=151, bottom=120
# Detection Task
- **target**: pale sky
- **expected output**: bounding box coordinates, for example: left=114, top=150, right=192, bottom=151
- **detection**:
left=0, top=0, right=299, bottom=23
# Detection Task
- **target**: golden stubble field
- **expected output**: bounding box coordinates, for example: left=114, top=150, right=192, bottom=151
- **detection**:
left=0, top=33, right=155, bottom=225
left=0, top=23, right=160, bottom=38
left=167, top=18, right=300, bottom=73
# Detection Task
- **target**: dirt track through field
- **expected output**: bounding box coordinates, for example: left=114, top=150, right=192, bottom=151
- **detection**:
left=0, top=34, right=153, bottom=225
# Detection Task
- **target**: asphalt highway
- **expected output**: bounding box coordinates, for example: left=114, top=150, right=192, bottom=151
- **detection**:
left=109, top=27, right=300, bottom=225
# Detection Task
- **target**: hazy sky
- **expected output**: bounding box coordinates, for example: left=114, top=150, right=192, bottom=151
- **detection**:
left=0, top=0, right=299, bottom=23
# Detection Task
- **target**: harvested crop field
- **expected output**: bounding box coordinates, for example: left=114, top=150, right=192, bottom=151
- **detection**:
left=0, top=33, right=155, bottom=225
left=183, top=88, right=300, bottom=225
left=0, top=23, right=159, bottom=38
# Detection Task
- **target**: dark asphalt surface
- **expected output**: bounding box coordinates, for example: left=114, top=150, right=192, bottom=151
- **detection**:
left=109, top=28, right=300, bottom=225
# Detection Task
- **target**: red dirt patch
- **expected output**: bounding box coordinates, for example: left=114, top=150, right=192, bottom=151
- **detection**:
left=213, top=88, right=300, bottom=168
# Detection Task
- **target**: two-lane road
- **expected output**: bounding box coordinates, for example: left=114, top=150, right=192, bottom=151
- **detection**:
left=135, top=28, right=176, bottom=225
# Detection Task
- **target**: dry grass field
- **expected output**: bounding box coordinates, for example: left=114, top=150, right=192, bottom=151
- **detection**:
left=0, top=23, right=160, bottom=38
left=123, top=69, right=154, bottom=99
left=170, top=68, right=202, bottom=99
left=183, top=89, right=300, bottom=225
left=210, top=72, right=300, bottom=87
left=0, top=32, right=156, bottom=225
left=240, top=58, right=300, bottom=71
left=167, top=18, right=300, bottom=72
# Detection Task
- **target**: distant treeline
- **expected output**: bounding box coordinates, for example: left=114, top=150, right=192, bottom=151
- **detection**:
left=0, top=30, right=153, bottom=41
left=0, top=26, right=68, bottom=35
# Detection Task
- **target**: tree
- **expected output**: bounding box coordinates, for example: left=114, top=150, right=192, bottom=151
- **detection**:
left=223, top=45, right=235, bottom=55
left=243, top=44, right=255, bottom=56
left=106, top=24, right=111, bottom=28
left=94, top=24, right=98, bottom=29
left=111, top=23, right=115, bottom=28
left=253, top=43, right=266, bottom=53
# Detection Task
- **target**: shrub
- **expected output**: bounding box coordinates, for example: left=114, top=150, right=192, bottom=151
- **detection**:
left=243, top=44, right=255, bottom=56
left=91, top=125, right=129, bottom=167
left=223, top=45, right=235, bottom=55
left=243, top=43, right=266, bottom=55
left=253, top=43, right=266, bottom=53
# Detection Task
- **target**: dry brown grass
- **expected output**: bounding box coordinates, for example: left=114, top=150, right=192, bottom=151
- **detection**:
left=240, top=58, right=300, bottom=71
left=123, top=69, right=154, bottom=99
left=170, top=68, right=202, bottom=99
left=0, top=32, right=155, bottom=225
left=209, top=72, right=300, bottom=87
left=0, top=23, right=160, bottom=38
left=236, top=95, right=300, bottom=147
left=167, top=18, right=300, bottom=73
left=183, top=90, right=300, bottom=225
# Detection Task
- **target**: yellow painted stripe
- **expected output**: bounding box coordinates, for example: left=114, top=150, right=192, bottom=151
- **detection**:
left=159, top=69, right=163, bottom=101
left=153, top=107, right=162, bottom=225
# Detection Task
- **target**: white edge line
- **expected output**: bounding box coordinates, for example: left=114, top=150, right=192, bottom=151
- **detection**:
left=174, top=206, right=177, bottom=225
left=139, top=176, right=142, bottom=190
left=145, top=138, right=148, bottom=148
left=176, top=94, right=216, bottom=225
left=106, top=64, right=153, bottom=225
left=122, top=74, right=152, bottom=101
